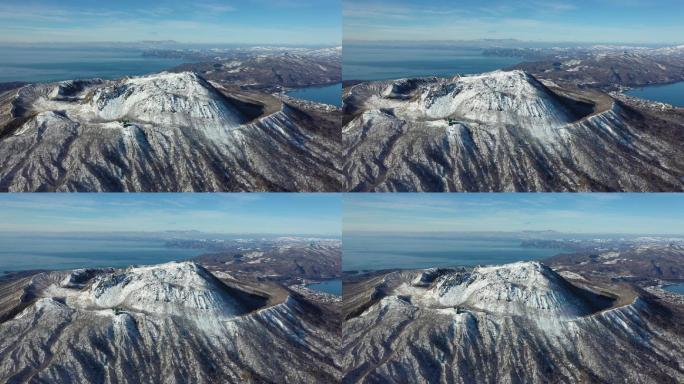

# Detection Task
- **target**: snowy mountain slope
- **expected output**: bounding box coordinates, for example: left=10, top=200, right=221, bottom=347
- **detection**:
left=424, top=262, right=609, bottom=318
left=88, top=72, right=246, bottom=128
left=0, top=72, right=341, bottom=191
left=87, top=262, right=248, bottom=316
left=0, top=262, right=340, bottom=383
left=342, top=261, right=684, bottom=383
left=343, top=70, right=684, bottom=192
left=419, top=71, right=579, bottom=127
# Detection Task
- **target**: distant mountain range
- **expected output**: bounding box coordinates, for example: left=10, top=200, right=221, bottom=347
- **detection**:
left=507, top=45, right=684, bottom=91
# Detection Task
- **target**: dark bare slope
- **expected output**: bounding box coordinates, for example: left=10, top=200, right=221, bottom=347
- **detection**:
left=0, top=82, right=26, bottom=93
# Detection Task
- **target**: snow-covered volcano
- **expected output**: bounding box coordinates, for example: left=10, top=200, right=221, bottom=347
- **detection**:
left=419, top=70, right=580, bottom=127
left=18, top=72, right=250, bottom=137
left=421, top=261, right=605, bottom=318
left=0, top=261, right=340, bottom=383
left=0, top=72, right=341, bottom=191
left=343, top=261, right=684, bottom=383
left=88, top=262, right=248, bottom=316
left=88, top=72, right=246, bottom=128
left=355, top=70, right=587, bottom=138
left=386, top=261, right=612, bottom=320
left=343, top=70, right=684, bottom=192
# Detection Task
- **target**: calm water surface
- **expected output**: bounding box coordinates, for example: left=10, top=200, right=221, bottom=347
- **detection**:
left=306, top=279, right=342, bottom=296
left=0, top=234, right=204, bottom=272
left=287, top=83, right=342, bottom=107
left=664, top=283, right=684, bottom=295
left=344, top=45, right=520, bottom=81
left=343, top=235, right=567, bottom=272
left=626, top=82, right=684, bottom=107
left=0, top=46, right=185, bottom=83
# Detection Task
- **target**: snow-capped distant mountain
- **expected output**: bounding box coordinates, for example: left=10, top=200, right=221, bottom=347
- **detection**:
left=170, top=52, right=341, bottom=92
left=343, top=70, right=684, bottom=191
left=0, top=72, right=341, bottom=191
left=509, top=44, right=684, bottom=91
left=343, top=261, right=684, bottom=383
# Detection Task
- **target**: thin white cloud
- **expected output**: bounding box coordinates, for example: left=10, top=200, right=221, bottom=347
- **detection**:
left=343, top=195, right=684, bottom=235
left=0, top=194, right=341, bottom=235
left=0, top=18, right=340, bottom=44
left=0, top=1, right=340, bottom=44
left=343, top=0, right=682, bottom=43
left=343, top=1, right=464, bottom=21
left=195, top=2, right=236, bottom=13
left=248, top=0, right=327, bottom=9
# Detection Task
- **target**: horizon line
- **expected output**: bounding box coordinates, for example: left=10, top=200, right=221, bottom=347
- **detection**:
left=343, top=230, right=684, bottom=237
left=343, top=38, right=684, bottom=46
left=0, top=230, right=341, bottom=237
left=0, top=40, right=342, bottom=47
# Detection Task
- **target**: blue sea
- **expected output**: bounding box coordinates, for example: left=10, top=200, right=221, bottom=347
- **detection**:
left=343, top=45, right=521, bottom=81
left=287, top=83, right=342, bottom=107
left=0, top=46, right=185, bottom=83
left=0, top=234, right=204, bottom=272
left=343, top=234, right=567, bottom=272
left=306, top=279, right=342, bottom=296
left=626, top=82, right=684, bottom=107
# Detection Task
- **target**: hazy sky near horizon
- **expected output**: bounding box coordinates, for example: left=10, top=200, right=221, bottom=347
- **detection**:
left=0, top=194, right=341, bottom=236
left=0, top=0, right=341, bottom=45
left=344, top=0, right=684, bottom=44
left=344, top=194, right=684, bottom=235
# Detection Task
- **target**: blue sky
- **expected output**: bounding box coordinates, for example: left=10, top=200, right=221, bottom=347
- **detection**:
left=344, top=194, right=684, bottom=235
left=0, top=194, right=341, bottom=236
left=344, top=0, right=684, bottom=44
left=0, top=0, right=341, bottom=45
